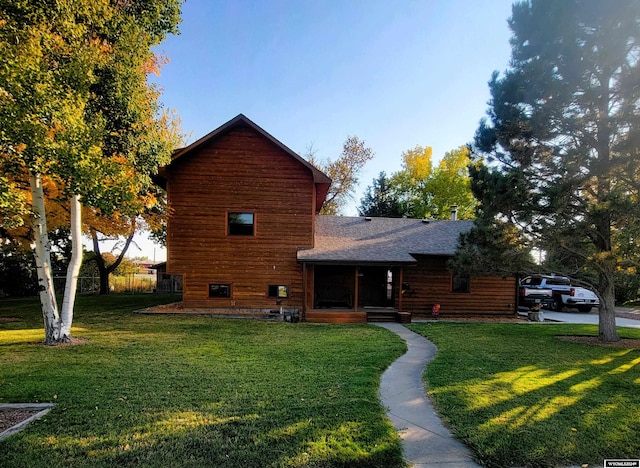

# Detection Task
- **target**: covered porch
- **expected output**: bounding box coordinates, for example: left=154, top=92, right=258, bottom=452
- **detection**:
left=296, top=216, right=495, bottom=323
left=301, top=263, right=412, bottom=323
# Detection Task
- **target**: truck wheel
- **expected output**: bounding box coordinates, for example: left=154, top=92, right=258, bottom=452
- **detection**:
left=577, top=305, right=592, bottom=313
left=551, top=297, right=563, bottom=311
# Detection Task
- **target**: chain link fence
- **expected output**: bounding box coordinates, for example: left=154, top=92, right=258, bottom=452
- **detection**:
left=54, top=276, right=100, bottom=295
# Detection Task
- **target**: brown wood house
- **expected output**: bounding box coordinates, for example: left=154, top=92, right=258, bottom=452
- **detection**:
left=154, top=114, right=516, bottom=323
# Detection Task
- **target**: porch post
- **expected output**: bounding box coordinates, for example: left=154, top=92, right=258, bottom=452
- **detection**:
left=302, top=262, right=307, bottom=318
left=354, top=266, right=359, bottom=311
left=398, top=266, right=404, bottom=312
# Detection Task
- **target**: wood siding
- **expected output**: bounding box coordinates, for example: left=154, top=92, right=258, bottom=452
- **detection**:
left=398, top=256, right=517, bottom=317
left=166, top=124, right=316, bottom=309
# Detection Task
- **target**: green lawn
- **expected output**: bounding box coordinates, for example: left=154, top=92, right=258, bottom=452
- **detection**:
left=0, top=295, right=406, bottom=467
left=5, top=298, right=639, bottom=467
left=408, top=322, right=640, bottom=467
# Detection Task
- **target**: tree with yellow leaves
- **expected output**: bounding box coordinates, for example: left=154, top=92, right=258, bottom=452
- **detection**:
left=388, top=145, right=476, bottom=219
left=423, top=146, right=477, bottom=219
left=0, top=1, right=182, bottom=344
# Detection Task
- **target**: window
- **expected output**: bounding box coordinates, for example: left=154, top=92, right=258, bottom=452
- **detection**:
left=228, top=212, right=255, bottom=236
left=547, top=277, right=570, bottom=286
left=268, top=285, right=289, bottom=298
left=451, top=273, right=470, bottom=293
left=209, top=283, right=231, bottom=298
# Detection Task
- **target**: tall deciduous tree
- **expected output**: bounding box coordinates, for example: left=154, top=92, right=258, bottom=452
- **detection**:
left=90, top=221, right=136, bottom=295
left=1, top=2, right=104, bottom=343
left=307, top=136, right=374, bottom=215
left=86, top=153, right=177, bottom=295
left=389, top=145, right=476, bottom=219
left=80, top=5, right=182, bottom=300
left=0, top=1, right=181, bottom=344
left=390, top=145, right=433, bottom=216
left=463, top=0, right=640, bottom=342
left=421, top=146, right=477, bottom=219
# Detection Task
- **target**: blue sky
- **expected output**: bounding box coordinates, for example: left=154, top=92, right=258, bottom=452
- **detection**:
left=136, top=0, right=516, bottom=261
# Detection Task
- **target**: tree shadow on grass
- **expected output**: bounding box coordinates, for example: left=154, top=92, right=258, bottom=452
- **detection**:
left=0, top=319, right=406, bottom=467
left=419, top=324, right=640, bottom=467
left=0, top=401, right=403, bottom=467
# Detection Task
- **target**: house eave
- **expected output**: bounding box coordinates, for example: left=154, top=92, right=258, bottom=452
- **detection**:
left=298, top=259, right=418, bottom=266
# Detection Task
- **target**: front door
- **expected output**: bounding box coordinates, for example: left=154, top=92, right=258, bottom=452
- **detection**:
left=359, top=267, right=393, bottom=307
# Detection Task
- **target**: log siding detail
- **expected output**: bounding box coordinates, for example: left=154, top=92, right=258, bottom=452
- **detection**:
left=399, top=256, right=516, bottom=317
left=165, top=124, right=316, bottom=309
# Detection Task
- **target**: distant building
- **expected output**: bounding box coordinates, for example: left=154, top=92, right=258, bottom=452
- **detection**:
left=152, top=262, right=183, bottom=294
left=133, top=260, right=158, bottom=276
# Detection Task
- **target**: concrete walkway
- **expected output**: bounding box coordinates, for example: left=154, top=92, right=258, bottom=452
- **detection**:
left=375, top=312, right=640, bottom=467
left=375, top=323, right=480, bottom=468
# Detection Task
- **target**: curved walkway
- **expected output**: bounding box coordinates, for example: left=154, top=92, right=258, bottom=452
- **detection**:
left=376, top=323, right=480, bottom=468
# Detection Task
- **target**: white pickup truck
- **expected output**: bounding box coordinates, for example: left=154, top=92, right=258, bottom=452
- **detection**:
left=520, top=275, right=600, bottom=312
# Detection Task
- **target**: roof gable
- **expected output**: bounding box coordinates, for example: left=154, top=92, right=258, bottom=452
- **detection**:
left=155, top=114, right=331, bottom=209
left=297, top=215, right=474, bottom=264
left=159, top=114, right=331, bottom=189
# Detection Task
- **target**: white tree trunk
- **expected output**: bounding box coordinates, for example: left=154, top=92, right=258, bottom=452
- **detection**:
left=60, top=193, right=82, bottom=341
left=29, top=171, right=61, bottom=344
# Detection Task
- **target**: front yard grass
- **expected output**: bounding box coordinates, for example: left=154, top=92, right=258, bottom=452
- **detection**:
left=0, top=295, right=406, bottom=467
left=409, top=322, right=640, bottom=467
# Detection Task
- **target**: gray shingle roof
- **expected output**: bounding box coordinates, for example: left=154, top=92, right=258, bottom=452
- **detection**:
left=297, top=215, right=474, bottom=264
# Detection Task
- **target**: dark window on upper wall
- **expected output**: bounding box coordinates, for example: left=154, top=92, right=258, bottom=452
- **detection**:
left=228, top=212, right=255, bottom=236
left=268, top=285, right=289, bottom=298
left=451, top=274, right=470, bottom=293
left=209, top=283, right=231, bottom=298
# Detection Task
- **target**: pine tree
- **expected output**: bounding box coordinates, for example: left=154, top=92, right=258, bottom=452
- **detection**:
left=464, top=0, right=640, bottom=342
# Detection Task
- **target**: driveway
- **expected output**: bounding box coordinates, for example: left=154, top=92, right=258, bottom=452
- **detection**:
left=541, top=307, right=640, bottom=329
